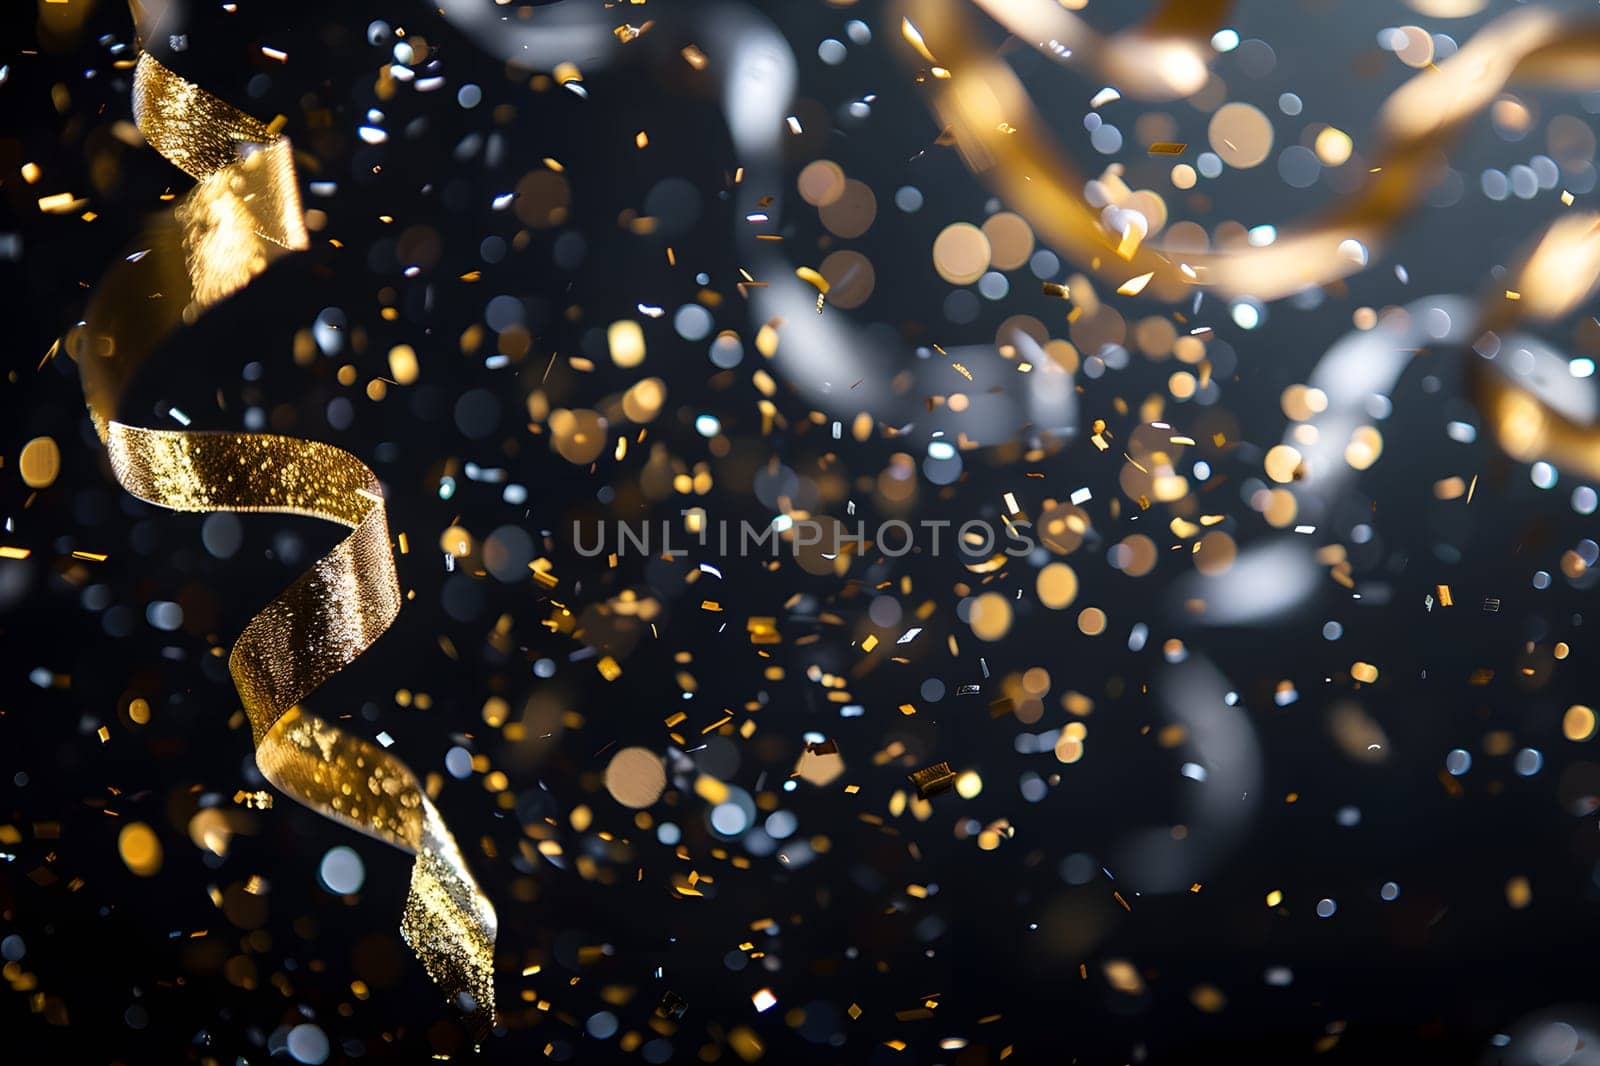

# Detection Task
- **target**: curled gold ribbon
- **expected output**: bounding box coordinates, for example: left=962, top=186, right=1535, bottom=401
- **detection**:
left=1469, top=212, right=1600, bottom=480
left=897, top=0, right=1600, bottom=301
left=73, top=49, right=497, bottom=1034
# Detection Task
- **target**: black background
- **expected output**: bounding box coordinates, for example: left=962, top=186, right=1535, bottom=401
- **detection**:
left=6, top=0, right=1600, bottom=1062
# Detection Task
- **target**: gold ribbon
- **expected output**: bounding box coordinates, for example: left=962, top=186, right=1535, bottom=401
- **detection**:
left=73, top=50, right=497, bottom=1034
left=904, top=0, right=1600, bottom=483
left=897, top=0, right=1600, bottom=302
left=1468, top=212, right=1600, bottom=480
left=962, top=0, right=1227, bottom=101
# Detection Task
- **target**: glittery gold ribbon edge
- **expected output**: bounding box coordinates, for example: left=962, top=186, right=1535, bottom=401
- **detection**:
left=76, top=47, right=498, bottom=1036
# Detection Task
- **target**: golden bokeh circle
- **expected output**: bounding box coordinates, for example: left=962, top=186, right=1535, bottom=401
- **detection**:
left=604, top=746, right=667, bottom=808
left=550, top=408, right=608, bottom=465
left=118, top=821, right=163, bottom=877
left=513, top=169, right=571, bottom=228
left=622, top=378, right=667, bottom=423
left=932, top=222, right=992, bottom=285
left=1194, top=531, right=1237, bottom=577
left=969, top=591, right=1013, bottom=641
left=1208, top=102, right=1274, bottom=169
left=981, top=211, right=1035, bottom=270
left=18, top=436, right=60, bottom=489
left=1264, top=444, right=1304, bottom=484
left=797, top=159, right=847, bottom=207
left=1564, top=705, right=1596, bottom=742
left=819, top=249, right=876, bottom=309
left=819, top=178, right=877, bottom=238
left=1037, top=563, right=1079, bottom=609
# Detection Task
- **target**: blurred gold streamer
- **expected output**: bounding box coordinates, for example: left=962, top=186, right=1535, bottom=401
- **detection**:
left=897, top=0, right=1600, bottom=301
left=72, top=50, right=497, bottom=1034
left=1471, top=212, right=1600, bottom=479
left=965, top=0, right=1227, bottom=101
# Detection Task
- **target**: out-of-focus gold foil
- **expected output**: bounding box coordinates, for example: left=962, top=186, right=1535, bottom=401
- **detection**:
left=73, top=49, right=497, bottom=1035
left=897, top=0, right=1600, bottom=301
left=1471, top=213, right=1600, bottom=479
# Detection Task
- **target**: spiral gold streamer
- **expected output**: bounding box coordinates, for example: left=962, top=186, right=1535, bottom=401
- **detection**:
left=73, top=49, right=497, bottom=1035
left=897, top=0, right=1600, bottom=301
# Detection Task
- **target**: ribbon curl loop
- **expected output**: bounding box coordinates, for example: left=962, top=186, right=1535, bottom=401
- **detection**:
left=75, top=46, right=497, bottom=1036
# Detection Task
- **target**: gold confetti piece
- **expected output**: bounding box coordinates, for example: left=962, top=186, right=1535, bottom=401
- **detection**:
left=1266, top=889, right=1284, bottom=907
left=681, top=44, right=708, bottom=70
left=908, top=761, right=956, bottom=799
left=1562, top=190, right=1575, bottom=205
left=1436, top=584, right=1453, bottom=607
left=1148, top=141, right=1188, bottom=155
left=529, top=561, right=558, bottom=589
left=597, top=655, right=623, bottom=680
left=1117, top=271, right=1155, bottom=296
left=1041, top=281, right=1070, bottom=300
left=951, top=362, right=973, bottom=380
left=795, top=265, right=830, bottom=293
left=20, top=162, right=40, bottom=183
left=117, top=821, right=162, bottom=876
left=97, top=725, right=111, bottom=743
left=38, top=192, right=85, bottom=214
left=0, top=546, right=31, bottom=559
left=861, top=634, right=879, bottom=652
left=694, top=774, right=730, bottom=805
left=75, top=48, right=496, bottom=1035
left=901, top=17, right=938, bottom=63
